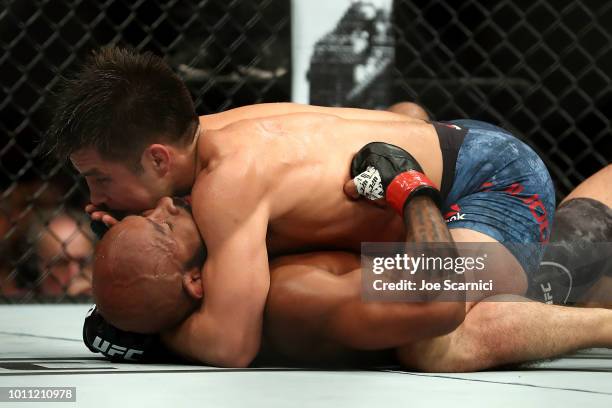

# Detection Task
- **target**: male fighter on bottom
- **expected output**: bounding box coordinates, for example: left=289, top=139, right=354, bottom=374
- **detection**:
left=84, top=161, right=611, bottom=372
left=55, top=48, right=553, bottom=367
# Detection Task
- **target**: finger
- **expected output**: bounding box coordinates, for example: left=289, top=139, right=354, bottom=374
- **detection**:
left=90, top=211, right=103, bottom=221
left=101, top=214, right=118, bottom=226
left=85, top=204, right=97, bottom=214
left=343, top=179, right=360, bottom=200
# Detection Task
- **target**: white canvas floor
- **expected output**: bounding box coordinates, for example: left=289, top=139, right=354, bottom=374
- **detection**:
left=1, top=305, right=611, bottom=407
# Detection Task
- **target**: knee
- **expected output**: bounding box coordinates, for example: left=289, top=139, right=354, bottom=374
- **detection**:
left=397, top=336, right=497, bottom=373
left=395, top=336, right=481, bottom=373
left=397, top=304, right=510, bottom=372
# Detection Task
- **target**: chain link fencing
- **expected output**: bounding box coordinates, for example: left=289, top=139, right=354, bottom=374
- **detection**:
left=1, top=0, right=610, bottom=302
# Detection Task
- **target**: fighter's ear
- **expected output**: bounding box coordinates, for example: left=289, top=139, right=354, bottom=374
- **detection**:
left=182, top=267, right=203, bottom=300
left=142, top=144, right=171, bottom=176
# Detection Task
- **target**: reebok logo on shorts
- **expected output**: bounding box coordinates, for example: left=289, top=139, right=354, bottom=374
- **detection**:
left=444, top=204, right=465, bottom=223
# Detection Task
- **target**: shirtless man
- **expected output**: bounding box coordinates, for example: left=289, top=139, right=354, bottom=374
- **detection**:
left=83, top=165, right=612, bottom=370
left=47, top=46, right=554, bottom=367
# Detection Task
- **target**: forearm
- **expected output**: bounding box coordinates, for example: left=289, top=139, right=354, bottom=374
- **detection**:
left=161, top=312, right=262, bottom=367
left=403, top=196, right=463, bottom=286
left=404, top=195, right=453, bottom=243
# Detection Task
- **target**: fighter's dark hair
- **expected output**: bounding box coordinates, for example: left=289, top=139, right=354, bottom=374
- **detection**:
left=43, top=46, right=198, bottom=165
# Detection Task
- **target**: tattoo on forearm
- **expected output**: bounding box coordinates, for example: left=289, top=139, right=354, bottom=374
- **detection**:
left=404, top=196, right=453, bottom=242
left=404, top=196, right=462, bottom=288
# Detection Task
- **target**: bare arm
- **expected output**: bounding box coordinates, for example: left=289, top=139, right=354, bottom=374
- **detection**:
left=267, top=252, right=463, bottom=352
left=161, top=160, right=270, bottom=367
left=201, top=103, right=417, bottom=130
left=339, top=197, right=464, bottom=348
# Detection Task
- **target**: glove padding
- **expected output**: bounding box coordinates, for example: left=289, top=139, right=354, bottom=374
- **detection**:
left=350, top=142, right=441, bottom=216
left=82, top=305, right=175, bottom=363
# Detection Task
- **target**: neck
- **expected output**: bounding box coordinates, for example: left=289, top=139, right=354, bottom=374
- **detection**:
left=174, top=123, right=203, bottom=196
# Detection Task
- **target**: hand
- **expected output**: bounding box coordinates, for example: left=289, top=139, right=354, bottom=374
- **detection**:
left=343, top=169, right=387, bottom=208
left=345, top=142, right=441, bottom=216
left=85, top=204, right=119, bottom=227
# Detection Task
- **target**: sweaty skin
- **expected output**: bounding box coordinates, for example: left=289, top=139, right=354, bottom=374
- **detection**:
left=97, top=191, right=612, bottom=371
left=75, top=103, right=518, bottom=367
left=165, top=110, right=519, bottom=366
left=266, top=165, right=612, bottom=370
left=97, top=193, right=464, bottom=366
left=196, top=112, right=442, bottom=255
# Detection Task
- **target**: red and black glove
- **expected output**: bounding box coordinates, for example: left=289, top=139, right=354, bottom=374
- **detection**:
left=350, top=142, right=441, bottom=216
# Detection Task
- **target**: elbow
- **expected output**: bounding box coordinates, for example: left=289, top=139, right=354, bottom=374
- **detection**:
left=215, top=352, right=255, bottom=369
left=212, top=337, right=260, bottom=368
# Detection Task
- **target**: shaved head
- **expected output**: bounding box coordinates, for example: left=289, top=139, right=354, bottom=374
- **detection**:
left=93, top=217, right=196, bottom=333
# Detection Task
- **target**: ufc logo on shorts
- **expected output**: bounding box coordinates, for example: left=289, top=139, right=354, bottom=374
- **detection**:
left=540, top=282, right=553, bottom=304
left=92, top=336, right=144, bottom=360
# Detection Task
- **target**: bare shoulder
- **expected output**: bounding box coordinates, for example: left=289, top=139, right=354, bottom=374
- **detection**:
left=191, top=155, right=269, bottom=228
left=193, top=154, right=266, bottom=207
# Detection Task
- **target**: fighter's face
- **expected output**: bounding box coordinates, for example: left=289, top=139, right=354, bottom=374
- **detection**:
left=37, top=220, right=93, bottom=296
left=71, top=148, right=165, bottom=212
left=134, top=196, right=203, bottom=267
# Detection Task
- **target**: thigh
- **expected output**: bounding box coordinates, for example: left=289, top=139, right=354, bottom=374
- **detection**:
left=443, top=127, right=555, bottom=294
left=449, top=228, right=529, bottom=297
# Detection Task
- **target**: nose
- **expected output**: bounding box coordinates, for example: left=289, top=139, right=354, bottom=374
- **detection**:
left=90, top=188, right=107, bottom=207
left=148, top=197, right=178, bottom=218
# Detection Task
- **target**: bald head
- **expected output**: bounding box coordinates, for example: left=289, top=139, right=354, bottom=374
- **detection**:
left=93, top=216, right=197, bottom=333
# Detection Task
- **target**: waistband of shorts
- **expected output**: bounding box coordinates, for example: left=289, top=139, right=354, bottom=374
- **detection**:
left=429, top=121, right=468, bottom=200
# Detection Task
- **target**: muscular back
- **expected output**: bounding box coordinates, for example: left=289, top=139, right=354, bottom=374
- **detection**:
left=264, top=252, right=395, bottom=366
left=198, top=112, right=443, bottom=254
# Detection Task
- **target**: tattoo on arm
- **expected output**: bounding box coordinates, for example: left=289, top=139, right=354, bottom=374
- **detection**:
left=403, top=196, right=463, bottom=293
left=404, top=195, right=453, bottom=243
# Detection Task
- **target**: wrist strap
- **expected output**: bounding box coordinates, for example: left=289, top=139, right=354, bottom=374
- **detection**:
left=385, top=170, right=439, bottom=216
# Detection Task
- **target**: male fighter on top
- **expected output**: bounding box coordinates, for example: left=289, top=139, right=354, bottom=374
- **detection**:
left=45, top=46, right=554, bottom=367
left=83, top=164, right=612, bottom=372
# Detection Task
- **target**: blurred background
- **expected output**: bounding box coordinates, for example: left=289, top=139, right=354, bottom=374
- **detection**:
left=1, top=0, right=610, bottom=302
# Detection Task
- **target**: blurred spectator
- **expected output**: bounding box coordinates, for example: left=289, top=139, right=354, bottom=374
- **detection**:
left=0, top=179, right=95, bottom=300
left=20, top=211, right=94, bottom=298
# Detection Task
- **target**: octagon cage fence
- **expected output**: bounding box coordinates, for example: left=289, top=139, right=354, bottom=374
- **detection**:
left=1, top=0, right=610, bottom=302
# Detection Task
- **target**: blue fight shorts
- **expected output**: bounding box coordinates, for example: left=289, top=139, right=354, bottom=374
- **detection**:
left=441, top=119, right=556, bottom=277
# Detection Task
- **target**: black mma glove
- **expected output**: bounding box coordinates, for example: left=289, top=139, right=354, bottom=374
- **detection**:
left=350, top=142, right=441, bottom=216
left=82, top=305, right=174, bottom=363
